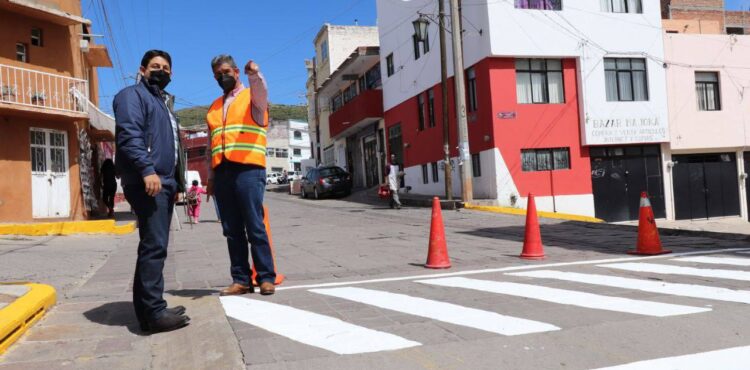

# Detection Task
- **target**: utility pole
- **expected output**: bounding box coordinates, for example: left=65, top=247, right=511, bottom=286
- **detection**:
left=449, top=0, right=472, bottom=203
left=312, top=58, right=321, bottom=166
left=438, top=0, right=452, bottom=201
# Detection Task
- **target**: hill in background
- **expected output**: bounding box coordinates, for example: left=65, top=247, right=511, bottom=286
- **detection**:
left=177, top=103, right=308, bottom=128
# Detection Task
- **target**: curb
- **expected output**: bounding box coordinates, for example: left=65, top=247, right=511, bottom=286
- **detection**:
left=0, top=283, right=56, bottom=354
left=0, top=220, right=135, bottom=236
left=465, top=204, right=604, bottom=223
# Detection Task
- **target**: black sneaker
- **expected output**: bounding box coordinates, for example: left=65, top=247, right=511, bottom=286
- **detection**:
left=141, top=310, right=190, bottom=333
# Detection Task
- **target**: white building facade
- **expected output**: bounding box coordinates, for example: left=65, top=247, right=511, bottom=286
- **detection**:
left=305, top=24, right=380, bottom=168
left=288, top=119, right=312, bottom=172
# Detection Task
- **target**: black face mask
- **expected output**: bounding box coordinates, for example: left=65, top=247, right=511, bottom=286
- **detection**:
left=147, top=69, right=171, bottom=90
left=216, top=74, right=236, bottom=93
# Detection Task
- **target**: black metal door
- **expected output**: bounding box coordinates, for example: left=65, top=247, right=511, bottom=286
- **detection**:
left=672, top=153, right=739, bottom=220
left=591, top=156, right=629, bottom=222
left=590, top=145, right=665, bottom=222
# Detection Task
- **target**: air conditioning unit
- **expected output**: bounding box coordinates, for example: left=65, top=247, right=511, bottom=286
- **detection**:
left=80, top=39, right=90, bottom=53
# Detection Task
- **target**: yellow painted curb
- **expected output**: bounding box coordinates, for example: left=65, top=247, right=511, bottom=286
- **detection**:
left=0, top=283, right=56, bottom=354
left=465, top=204, right=604, bottom=223
left=0, top=220, right=136, bottom=236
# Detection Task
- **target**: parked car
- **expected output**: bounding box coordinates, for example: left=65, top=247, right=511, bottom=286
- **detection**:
left=266, top=172, right=282, bottom=185
left=300, top=166, right=352, bottom=199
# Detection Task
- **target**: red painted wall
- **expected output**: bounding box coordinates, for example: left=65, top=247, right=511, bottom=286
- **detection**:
left=488, top=58, right=591, bottom=197
left=383, top=57, right=592, bottom=198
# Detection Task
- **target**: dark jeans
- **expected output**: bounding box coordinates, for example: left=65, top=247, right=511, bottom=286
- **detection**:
left=214, top=162, right=276, bottom=286
left=123, top=178, right=176, bottom=323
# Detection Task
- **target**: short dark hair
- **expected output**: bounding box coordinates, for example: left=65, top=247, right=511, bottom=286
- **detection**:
left=141, top=50, right=172, bottom=68
left=211, top=54, right=237, bottom=70
left=192, top=180, right=199, bottom=186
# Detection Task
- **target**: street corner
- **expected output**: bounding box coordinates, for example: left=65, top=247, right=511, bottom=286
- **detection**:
left=0, top=283, right=57, bottom=355
left=0, top=220, right=136, bottom=237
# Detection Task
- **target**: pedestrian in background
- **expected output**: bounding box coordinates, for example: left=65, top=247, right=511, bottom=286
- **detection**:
left=186, top=180, right=206, bottom=223
left=205, top=54, right=277, bottom=296
left=384, top=154, right=403, bottom=209
left=100, top=158, right=117, bottom=218
left=114, top=49, right=189, bottom=333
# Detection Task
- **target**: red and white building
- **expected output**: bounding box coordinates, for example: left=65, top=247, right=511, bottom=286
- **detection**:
left=376, top=0, right=669, bottom=220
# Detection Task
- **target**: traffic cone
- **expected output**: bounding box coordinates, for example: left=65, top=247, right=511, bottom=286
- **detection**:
left=520, top=193, right=545, bottom=260
left=629, top=192, right=671, bottom=255
left=251, top=205, right=286, bottom=286
left=425, top=197, right=451, bottom=269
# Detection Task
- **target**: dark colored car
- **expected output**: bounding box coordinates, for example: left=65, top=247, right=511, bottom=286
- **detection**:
left=300, top=166, right=352, bottom=199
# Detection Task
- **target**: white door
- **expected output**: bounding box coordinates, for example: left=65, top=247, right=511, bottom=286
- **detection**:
left=30, top=128, right=70, bottom=218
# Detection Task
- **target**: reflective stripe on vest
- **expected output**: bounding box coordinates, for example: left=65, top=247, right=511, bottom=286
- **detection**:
left=206, top=88, right=268, bottom=169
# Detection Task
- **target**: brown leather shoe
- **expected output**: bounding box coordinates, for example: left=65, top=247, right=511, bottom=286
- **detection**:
left=220, top=283, right=252, bottom=296
left=259, top=281, right=275, bottom=296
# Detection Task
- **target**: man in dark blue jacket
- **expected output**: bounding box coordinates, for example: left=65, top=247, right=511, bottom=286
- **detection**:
left=114, top=50, right=189, bottom=334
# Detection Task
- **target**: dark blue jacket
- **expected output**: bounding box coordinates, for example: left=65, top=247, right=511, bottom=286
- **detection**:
left=114, top=79, right=182, bottom=188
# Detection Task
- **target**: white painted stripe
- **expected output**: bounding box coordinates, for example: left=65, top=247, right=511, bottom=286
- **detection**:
left=275, top=248, right=750, bottom=291
left=508, top=270, right=750, bottom=304
left=416, top=277, right=710, bottom=317
left=674, top=256, right=750, bottom=267
left=600, top=262, right=750, bottom=282
left=592, top=345, right=750, bottom=370
left=220, top=296, right=420, bottom=355
left=310, top=287, right=559, bottom=336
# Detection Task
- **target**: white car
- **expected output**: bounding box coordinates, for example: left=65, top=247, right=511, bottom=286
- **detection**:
left=266, top=172, right=282, bottom=185
left=287, top=171, right=302, bottom=181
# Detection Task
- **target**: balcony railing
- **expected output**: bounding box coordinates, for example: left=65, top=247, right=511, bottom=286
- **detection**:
left=0, top=63, right=88, bottom=115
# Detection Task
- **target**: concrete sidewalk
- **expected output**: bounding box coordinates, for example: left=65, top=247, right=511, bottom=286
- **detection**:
left=0, top=205, right=244, bottom=369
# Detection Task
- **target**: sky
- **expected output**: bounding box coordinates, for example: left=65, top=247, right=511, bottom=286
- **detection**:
left=83, top=0, right=378, bottom=114
left=86, top=0, right=750, bottom=114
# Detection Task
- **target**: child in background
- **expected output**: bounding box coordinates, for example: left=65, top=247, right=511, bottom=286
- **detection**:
left=186, top=180, right=206, bottom=223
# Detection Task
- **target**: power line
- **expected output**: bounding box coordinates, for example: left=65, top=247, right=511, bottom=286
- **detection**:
left=96, top=0, right=127, bottom=86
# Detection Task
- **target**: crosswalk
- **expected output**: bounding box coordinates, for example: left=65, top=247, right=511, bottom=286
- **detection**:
left=221, top=250, right=750, bottom=367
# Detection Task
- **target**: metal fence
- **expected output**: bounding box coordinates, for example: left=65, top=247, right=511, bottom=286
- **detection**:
left=0, top=63, right=88, bottom=114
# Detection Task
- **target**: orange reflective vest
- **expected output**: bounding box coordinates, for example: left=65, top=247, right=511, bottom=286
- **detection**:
left=206, top=88, right=268, bottom=169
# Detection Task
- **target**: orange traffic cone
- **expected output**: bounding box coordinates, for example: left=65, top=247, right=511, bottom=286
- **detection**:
left=629, top=192, right=671, bottom=255
left=425, top=197, right=451, bottom=269
left=520, top=193, right=545, bottom=260
left=251, top=205, right=286, bottom=286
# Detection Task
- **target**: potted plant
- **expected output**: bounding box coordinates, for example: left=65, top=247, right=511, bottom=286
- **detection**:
left=31, top=92, right=46, bottom=106
left=1, top=86, right=16, bottom=101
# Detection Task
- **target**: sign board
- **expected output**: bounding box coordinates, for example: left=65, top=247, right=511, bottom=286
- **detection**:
left=497, top=112, right=516, bottom=119
left=585, top=117, right=668, bottom=145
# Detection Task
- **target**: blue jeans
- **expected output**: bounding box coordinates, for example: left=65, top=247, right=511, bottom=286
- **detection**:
left=123, top=177, right=176, bottom=323
left=214, top=162, right=276, bottom=285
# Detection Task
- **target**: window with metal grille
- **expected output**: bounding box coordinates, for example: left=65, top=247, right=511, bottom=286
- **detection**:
left=521, top=148, right=570, bottom=172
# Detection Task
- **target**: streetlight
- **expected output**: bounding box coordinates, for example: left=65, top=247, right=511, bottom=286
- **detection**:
left=412, top=15, right=429, bottom=43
